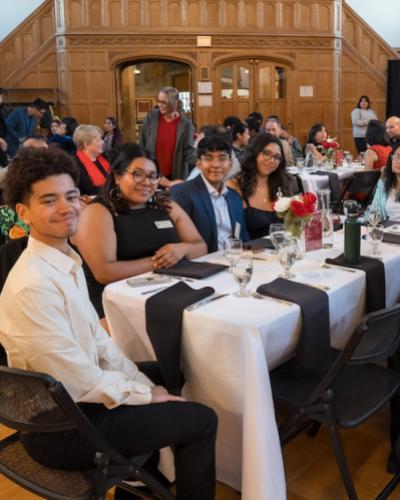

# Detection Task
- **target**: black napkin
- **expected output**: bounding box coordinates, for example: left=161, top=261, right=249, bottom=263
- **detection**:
left=245, top=237, right=274, bottom=250
left=145, top=281, right=214, bottom=391
left=257, top=278, right=331, bottom=377
left=312, top=170, right=341, bottom=202
left=383, top=233, right=400, bottom=245
left=154, top=259, right=228, bottom=279
left=326, top=254, right=385, bottom=312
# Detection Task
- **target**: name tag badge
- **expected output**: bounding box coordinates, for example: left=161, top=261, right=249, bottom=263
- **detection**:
left=154, top=220, right=174, bottom=229
left=234, top=222, right=241, bottom=239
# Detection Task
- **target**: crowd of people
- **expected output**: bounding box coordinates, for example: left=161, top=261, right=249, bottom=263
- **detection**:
left=1, top=85, right=400, bottom=498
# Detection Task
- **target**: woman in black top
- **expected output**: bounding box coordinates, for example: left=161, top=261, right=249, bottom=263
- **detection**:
left=73, top=143, right=207, bottom=316
left=228, top=133, right=294, bottom=239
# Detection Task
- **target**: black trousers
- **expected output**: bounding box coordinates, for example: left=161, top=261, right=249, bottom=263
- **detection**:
left=354, top=137, right=366, bottom=154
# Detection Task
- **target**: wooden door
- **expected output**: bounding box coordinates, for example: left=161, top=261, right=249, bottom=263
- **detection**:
left=217, top=60, right=291, bottom=130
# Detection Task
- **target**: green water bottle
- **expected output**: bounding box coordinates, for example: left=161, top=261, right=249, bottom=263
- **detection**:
left=344, top=203, right=361, bottom=264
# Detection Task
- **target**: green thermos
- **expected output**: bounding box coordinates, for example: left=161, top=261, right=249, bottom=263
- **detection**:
left=344, top=203, right=361, bottom=264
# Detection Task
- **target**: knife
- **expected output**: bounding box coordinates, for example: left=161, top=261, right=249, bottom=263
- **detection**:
left=186, top=293, right=229, bottom=311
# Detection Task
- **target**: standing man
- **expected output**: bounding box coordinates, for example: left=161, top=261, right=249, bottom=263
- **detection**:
left=386, top=116, right=400, bottom=150
left=0, top=147, right=217, bottom=500
left=140, top=86, right=197, bottom=186
left=170, top=134, right=249, bottom=253
left=265, top=116, right=295, bottom=166
left=5, top=97, right=48, bottom=158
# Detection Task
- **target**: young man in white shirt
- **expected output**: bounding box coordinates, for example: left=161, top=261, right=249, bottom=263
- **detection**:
left=0, top=147, right=217, bottom=500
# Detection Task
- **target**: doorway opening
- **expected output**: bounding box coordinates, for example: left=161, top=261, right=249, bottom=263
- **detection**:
left=118, top=60, right=192, bottom=142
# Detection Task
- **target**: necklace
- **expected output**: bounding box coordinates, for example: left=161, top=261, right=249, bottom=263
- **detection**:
left=256, top=187, right=269, bottom=203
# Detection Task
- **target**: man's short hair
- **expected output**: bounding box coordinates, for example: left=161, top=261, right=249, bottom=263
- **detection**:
left=22, top=135, right=48, bottom=148
left=31, top=98, right=48, bottom=111
left=4, top=147, right=79, bottom=210
left=244, top=117, right=260, bottom=134
left=266, top=116, right=282, bottom=128
left=197, top=134, right=232, bottom=159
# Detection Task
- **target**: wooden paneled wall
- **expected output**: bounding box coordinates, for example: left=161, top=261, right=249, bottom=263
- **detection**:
left=0, top=0, right=398, bottom=153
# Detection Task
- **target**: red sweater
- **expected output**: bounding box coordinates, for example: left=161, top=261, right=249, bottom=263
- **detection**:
left=155, top=115, right=180, bottom=177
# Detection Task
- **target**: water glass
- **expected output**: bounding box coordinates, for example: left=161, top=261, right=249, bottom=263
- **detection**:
left=367, top=224, right=384, bottom=256
left=296, top=158, right=305, bottom=172
left=321, top=209, right=334, bottom=249
left=232, top=252, right=253, bottom=297
left=367, top=206, right=381, bottom=227
left=269, top=223, right=285, bottom=253
left=345, top=153, right=353, bottom=168
left=359, top=151, right=365, bottom=166
left=223, top=237, right=243, bottom=271
left=278, top=240, right=297, bottom=279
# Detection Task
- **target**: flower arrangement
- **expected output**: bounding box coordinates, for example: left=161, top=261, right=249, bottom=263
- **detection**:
left=317, top=138, right=340, bottom=162
left=274, top=192, right=318, bottom=238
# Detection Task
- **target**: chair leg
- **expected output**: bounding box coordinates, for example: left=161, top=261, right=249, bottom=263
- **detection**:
left=375, top=472, right=400, bottom=500
left=306, top=422, right=321, bottom=438
left=328, top=424, right=358, bottom=500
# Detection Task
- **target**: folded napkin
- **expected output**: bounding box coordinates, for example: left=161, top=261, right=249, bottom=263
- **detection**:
left=257, top=278, right=331, bottom=377
left=245, top=237, right=274, bottom=250
left=145, top=281, right=214, bottom=391
left=325, top=254, right=385, bottom=312
left=312, top=170, right=341, bottom=202
left=154, top=259, right=228, bottom=279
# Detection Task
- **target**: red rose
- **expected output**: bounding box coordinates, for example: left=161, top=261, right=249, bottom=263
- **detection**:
left=330, top=141, right=340, bottom=149
left=291, top=200, right=308, bottom=217
left=321, top=141, right=331, bottom=149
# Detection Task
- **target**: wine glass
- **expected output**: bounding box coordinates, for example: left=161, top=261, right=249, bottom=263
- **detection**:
left=296, top=158, right=305, bottom=173
left=367, top=224, right=384, bottom=256
left=223, top=237, right=243, bottom=271
left=232, top=252, right=253, bottom=297
left=278, top=240, right=297, bottom=279
left=367, top=206, right=381, bottom=228
left=269, top=223, right=285, bottom=253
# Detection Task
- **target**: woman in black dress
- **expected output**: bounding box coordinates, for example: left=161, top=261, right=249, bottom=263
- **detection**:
left=228, top=133, right=294, bottom=239
left=73, top=143, right=207, bottom=316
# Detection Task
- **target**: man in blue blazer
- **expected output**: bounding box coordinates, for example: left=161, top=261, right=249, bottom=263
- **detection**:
left=170, top=134, right=249, bottom=253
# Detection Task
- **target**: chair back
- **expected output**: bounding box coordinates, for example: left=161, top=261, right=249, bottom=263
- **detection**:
left=0, top=236, right=28, bottom=293
left=304, top=304, right=400, bottom=405
left=345, top=170, right=381, bottom=199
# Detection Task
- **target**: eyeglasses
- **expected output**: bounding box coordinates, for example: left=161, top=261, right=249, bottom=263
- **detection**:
left=201, top=153, right=231, bottom=163
left=125, top=170, right=160, bottom=184
left=261, top=150, right=282, bottom=162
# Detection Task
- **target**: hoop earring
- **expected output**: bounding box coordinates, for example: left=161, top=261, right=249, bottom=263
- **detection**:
left=109, top=186, right=121, bottom=201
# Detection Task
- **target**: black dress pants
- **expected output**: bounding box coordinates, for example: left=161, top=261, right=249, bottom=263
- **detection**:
left=354, top=137, right=366, bottom=154
left=22, top=400, right=217, bottom=500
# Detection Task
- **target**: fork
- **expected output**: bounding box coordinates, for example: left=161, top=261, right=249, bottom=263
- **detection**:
left=321, top=263, right=356, bottom=274
left=252, top=292, right=294, bottom=306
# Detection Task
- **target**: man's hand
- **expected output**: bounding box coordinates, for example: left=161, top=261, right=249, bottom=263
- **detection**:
left=152, top=243, right=185, bottom=269
left=151, top=385, right=186, bottom=403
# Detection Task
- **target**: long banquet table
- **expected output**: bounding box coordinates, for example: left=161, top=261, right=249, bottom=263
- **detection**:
left=103, top=230, right=400, bottom=500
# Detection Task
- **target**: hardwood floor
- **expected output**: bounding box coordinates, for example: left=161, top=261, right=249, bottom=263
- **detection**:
left=1, top=410, right=399, bottom=499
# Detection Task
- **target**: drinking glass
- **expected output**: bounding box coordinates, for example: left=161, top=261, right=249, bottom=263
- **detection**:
left=367, top=206, right=381, bottom=227
left=223, top=237, right=243, bottom=271
left=269, top=223, right=285, bottom=253
left=296, top=158, right=305, bottom=173
left=278, top=240, right=297, bottom=279
left=359, top=151, right=366, bottom=167
left=345, top=153, right=353, bottom=167
left=232, top=252, right=253, bottom=297
left=367, top=224, right=384, bottom=256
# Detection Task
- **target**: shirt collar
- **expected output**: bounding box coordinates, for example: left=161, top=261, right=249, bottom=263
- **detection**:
left=27, top=236, right=82, bottom=276
left=201, top=174, right=228, bottom=198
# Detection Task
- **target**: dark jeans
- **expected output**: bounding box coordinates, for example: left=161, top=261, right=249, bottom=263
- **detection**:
left=354, top=137, right=366, bottom=154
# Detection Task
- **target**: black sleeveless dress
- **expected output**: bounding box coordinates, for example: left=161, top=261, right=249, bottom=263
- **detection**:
left=83, top=200, right=180, bottom=316
left=243, top=200, right=281, bottom=239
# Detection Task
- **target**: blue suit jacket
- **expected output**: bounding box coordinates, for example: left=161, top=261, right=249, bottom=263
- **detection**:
left=170, top=175, right=250, bottom=253
left=6, top=107, right=36, bottom=157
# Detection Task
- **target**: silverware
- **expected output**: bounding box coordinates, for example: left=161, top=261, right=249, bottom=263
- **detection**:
left=186, top=293, right=229, bottom=311
left=141, top=285, right=171, bottom=295
left=321, top=263, right=356, bottom=274
left=310, top=283, right=330, bottom=291
left=252, top=292, right=294, bottom=306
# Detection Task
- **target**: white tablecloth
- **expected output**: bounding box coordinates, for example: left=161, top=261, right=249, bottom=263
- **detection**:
left=288, top=165, right=361, bottom=194
left=103, top=231, right=400, bottom=500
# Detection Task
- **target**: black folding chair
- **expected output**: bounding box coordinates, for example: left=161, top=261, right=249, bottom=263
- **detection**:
left=270, top=305, right=400, bottom=500
left=341, top=170, right=381, bottom=208
left=0, top=366, right=175, bottom=499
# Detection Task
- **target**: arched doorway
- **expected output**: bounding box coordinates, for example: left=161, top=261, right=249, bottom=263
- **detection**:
left=217, top=59, right=292, bottom=131
left=118, top=60, right=193, bottom=142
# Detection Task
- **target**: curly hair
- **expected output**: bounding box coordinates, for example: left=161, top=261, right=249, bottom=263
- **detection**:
left=4, top=147, right=79, bottom=210
left=238, top=133, right=293, bottom=201
left=383, top=142, right=400, bottom=194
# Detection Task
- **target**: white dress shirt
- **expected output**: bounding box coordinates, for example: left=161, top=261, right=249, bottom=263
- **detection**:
left=200, top=174, right=232, bottom=251
left=386, top=189, right=400, bottom=221
left=0, top=237, right=153, bottom=408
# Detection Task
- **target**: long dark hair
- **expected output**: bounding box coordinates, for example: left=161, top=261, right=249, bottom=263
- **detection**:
left=383, top=143, right=400, bottom=193
left=307, top=123, right=327, bottom=145
left=103, top=116, right=124, bottom=148
left=357, top=95, right=371, bottom=109
left=100, top=143, right=159, bottom=214
left=238, top=133, right=292, bottom=201
left=366, top=119, right=390, bottom=147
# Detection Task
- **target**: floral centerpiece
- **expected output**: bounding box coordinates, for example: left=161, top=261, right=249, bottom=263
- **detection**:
left=274, top=192, right=318, bottom=238
left=317, top=138, right=340, bottom=162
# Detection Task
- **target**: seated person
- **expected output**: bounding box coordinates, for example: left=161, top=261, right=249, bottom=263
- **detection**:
left=228, top=133, right=295, bottom=239
left=264, top=116, right=295, bottom=166
left=170, top=134, right=250, bottom=253
left=366, top=143, right=400, bottom=221
left=73, top=124, right=111, bottom=196
left=305, top=122, right=329, bottom=163
left=48, top=116, right=78, bottom=155
left=364, top=119, right=392, bottom=171
left=73, top=143, right=207, bottom=317
left=0, top=146, right=217, bottom=500
left=231, top=121, right=250, bottom=162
